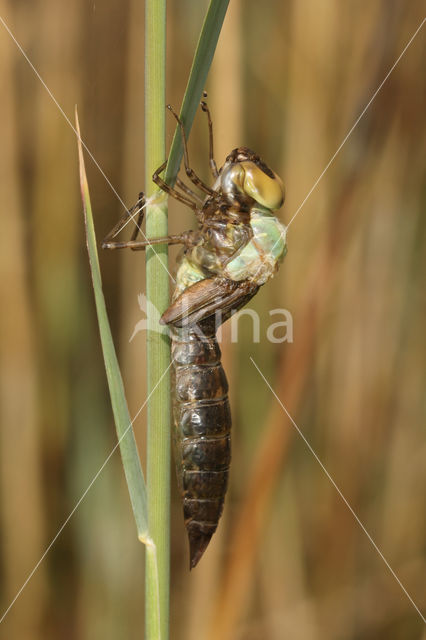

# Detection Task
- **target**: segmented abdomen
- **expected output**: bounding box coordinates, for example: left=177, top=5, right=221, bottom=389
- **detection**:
left=171, top=320, right=231, bottom=569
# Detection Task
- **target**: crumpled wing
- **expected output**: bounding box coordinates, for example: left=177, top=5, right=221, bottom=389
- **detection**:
left=160, top=277, right=259, bottom=328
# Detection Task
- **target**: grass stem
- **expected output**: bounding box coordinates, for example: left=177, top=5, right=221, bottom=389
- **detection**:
left=144, top=1, right=170, bottom=638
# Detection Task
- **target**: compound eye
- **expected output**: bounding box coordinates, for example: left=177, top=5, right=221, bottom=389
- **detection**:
left=220, top=164, right=246, bottom=199
left=241, top=161, right=285, bottom=210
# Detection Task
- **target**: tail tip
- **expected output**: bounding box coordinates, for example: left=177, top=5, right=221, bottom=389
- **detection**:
left=188, top=529, right=214, bottom=570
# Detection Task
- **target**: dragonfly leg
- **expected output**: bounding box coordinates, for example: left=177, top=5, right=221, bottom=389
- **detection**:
left=176, top=178, right=204, bottom=204
left=153, top=161, right=199, bottom=211
left=200, top=93, right=219, bottom=179
left=102, top=192, right=146, bottom=248
left=167, top=105, right=215, bottom=196
left=102, top=231, right=194, bottom=251
left=130, top=192, right=145, bottom=241
left=103, top=190, right=196, bottom=251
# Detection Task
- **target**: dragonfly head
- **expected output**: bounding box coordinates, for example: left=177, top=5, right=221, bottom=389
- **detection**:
left=218, top=147, right=285, bottom=211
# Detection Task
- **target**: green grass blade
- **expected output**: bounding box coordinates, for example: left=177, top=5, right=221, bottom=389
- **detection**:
left=144, top=0, right=169, bottom=637
left=75, top=108, right=150, bottom=544
left=164, top=0, right=230, bottom=185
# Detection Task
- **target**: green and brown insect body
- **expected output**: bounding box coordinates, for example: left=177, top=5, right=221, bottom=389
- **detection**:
left=103, top=100, right=287, bottom=568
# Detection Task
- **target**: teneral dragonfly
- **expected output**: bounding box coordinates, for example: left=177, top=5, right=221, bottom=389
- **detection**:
left=103, top=95, right=287, bottom=568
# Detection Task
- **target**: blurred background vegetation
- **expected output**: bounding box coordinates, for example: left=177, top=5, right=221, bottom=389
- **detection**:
left=0, top=1, right=425, bottom=639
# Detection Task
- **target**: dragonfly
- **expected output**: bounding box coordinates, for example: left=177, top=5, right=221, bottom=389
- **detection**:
left=102, top=94, right=287, bottom=568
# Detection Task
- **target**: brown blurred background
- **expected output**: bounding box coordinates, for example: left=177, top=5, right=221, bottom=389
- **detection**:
left=0, top=1, right=425, bottom=639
